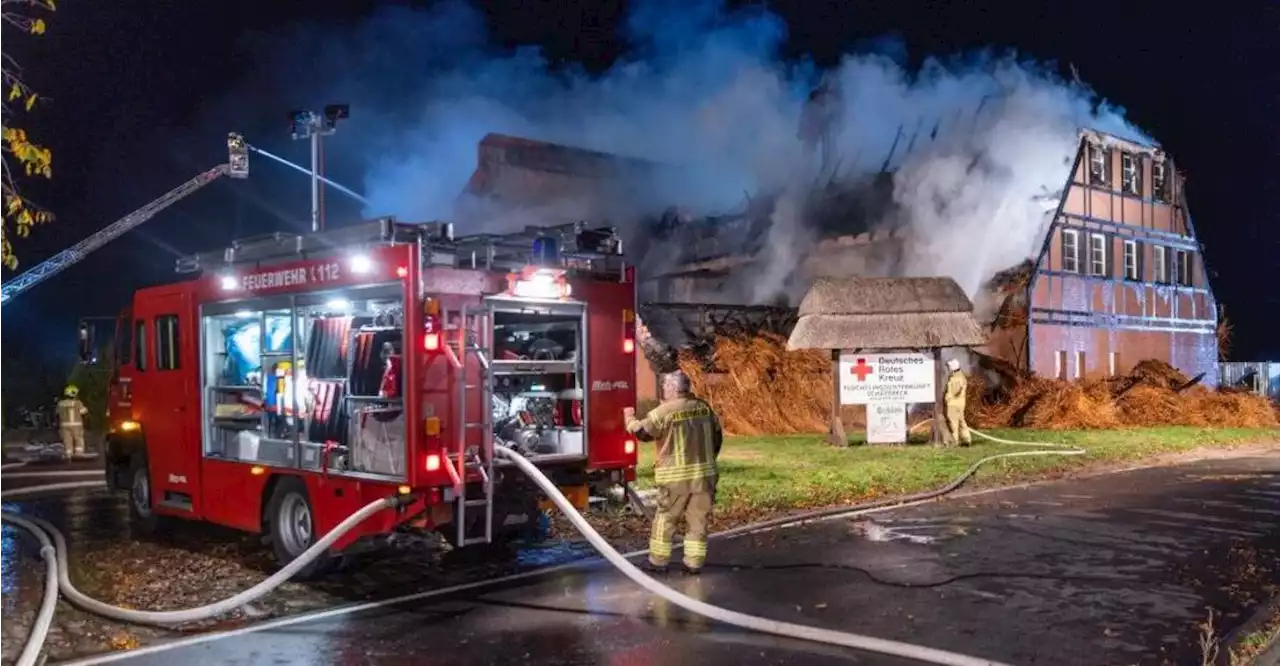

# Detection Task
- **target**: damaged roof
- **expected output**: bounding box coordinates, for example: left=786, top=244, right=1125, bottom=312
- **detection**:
left=1080, top=127, right=1161, bottom=154
left=787, top=277, right=988, bottom=350
left=453, top=122, right=1166, bottom=284
left=461, top=133, right=668, bottom=206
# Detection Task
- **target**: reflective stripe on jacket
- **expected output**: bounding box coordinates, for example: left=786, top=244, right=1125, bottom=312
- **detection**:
left=57, top=398, right=88, bottom=427
left=627, top=396, right=723, bottom=493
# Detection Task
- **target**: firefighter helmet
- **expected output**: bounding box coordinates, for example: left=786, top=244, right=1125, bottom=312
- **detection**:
left=64, top=385, right=80, bottom=398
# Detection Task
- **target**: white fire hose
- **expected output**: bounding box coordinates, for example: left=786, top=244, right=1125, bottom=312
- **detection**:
left=2, top=429, right=1082, bottom=666
left=2, top=481, right=401, bottom=666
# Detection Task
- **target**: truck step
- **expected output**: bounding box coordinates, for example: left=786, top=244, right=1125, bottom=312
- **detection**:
left=463, top=499, right=489, bottom=507
left=461, top=537, right=492, bottom=546
left=158, top=498, right=194, bottom=512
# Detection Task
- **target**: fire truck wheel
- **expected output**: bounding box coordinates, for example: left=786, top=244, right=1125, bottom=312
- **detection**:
left=128, top=457, right=166, bottom=536
left=265, top=477, right=333, bottom=579
left=125, top=458, right=170, bottom=535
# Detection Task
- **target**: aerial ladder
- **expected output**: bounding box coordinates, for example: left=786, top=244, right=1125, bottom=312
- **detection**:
left=0, top=134, right=249, bottom=306
left=0, top=134, right=369, bottom=306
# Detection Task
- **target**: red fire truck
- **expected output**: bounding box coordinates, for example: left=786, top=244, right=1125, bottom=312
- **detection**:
left=97, top=218, right=639, bottom=576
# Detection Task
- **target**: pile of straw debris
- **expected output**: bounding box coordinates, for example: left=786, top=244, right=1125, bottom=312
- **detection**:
left=968, top=359, right=1279, bottom=430
left=679, top=334, right=1277, bottom=435
left=676, top=333, right=860, bottom=435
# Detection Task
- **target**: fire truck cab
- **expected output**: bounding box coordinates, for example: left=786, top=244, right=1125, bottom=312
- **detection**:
left=101, top=218, right=638, bottom=575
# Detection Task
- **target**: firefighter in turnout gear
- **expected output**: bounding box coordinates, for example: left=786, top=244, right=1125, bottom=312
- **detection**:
left=944, top=359, right=972, bottom=447
left=624, top=371, right=724, bottom=574
left=57, top=385, right=91, bottom=460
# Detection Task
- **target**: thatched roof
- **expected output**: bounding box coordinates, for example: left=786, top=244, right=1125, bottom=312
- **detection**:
left=460, top=133, right=668, bottom=207
left=788, top=277, right=988, bottom=350
left=797, top=277, right=971, bottom=315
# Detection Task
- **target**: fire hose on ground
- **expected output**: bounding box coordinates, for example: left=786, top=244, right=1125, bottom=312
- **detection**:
left=1, top=429, right=1083, bottom=666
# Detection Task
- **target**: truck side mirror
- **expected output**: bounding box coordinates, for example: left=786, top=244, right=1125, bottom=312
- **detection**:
left=77, top=322, right=95, bottom=364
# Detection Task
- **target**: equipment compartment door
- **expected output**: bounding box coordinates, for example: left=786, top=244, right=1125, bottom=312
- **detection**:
left=488, top=298, right=588, bottom=462
left=135, top=291, right=201, bottom=514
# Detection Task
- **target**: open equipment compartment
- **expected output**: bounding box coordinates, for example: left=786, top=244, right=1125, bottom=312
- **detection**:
left=199, top=283, right=408, bottom=480
left=132, top=216, right=636, bottom=559
left=487, top=296, right=588, bottom=463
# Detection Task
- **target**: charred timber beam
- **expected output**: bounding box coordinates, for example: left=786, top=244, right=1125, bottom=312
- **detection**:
left=641, top=302, right=798, bottom=314
left=642, top=267, right=736, bottom=280
left=880, top=124, right=904, bottom=172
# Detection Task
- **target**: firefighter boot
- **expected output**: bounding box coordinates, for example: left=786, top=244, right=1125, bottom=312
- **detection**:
left=641, top=559, right=670, bottom=575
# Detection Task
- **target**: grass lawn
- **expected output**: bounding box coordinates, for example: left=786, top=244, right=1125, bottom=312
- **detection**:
left=634, top=427, right=1280, bottom=514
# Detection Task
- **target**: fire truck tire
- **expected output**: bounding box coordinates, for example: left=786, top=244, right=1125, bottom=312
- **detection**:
left=264, top=477, right=334, bottom=579
left=127, top=457, right=167, bottom=536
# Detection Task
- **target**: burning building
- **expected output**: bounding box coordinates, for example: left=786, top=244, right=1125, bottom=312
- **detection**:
left=455, top=121, right=1219, bottom=402
left=641, top=128, right=1219, bottom=386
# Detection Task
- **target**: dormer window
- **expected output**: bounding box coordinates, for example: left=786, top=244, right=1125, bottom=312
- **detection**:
left=1121, top=152, right=1142, bottom=196
left=1088, top=143, right=1111, bottom=186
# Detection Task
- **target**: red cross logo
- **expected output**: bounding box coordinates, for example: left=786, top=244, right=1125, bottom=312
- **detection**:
left=850, top=358, right=874, bottom=382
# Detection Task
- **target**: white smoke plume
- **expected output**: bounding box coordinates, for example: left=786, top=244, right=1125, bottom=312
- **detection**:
left=843, top=62, right=1147, bottom=299
left=223, top=0, right=1151, bottom=306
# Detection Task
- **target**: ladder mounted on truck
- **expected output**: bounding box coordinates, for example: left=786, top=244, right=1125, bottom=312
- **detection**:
left=0, top=133, right=250, bottom=307
left=175, top=216, right=628, bottom=279
left=440, top=301, right=496, bottom=547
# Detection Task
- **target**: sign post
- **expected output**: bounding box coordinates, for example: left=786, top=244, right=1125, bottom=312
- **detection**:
left=828, top=349, right=846, bottom=445
left=932, top=348, right=947, bottom=445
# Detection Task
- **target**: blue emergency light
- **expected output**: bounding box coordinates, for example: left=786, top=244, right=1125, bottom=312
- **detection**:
left=531, top=236, right=560, bottom=265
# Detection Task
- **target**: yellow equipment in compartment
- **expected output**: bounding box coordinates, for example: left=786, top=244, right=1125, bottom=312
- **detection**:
left=540, top=484, right=590, bottom=512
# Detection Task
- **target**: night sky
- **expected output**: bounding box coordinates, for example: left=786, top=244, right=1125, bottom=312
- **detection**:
left=2, top=0, right=1278, bottom=400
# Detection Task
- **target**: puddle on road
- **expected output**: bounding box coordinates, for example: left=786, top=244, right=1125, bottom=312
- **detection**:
left=514, top=540, right=597, bottom=568
left=847, top=516, right=977, bottom=544
left=1, top=524, right=21, bottom=607
left=849, top=520, right=937, bottom=544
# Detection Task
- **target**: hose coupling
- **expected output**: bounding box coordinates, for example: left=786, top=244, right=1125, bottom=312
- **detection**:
left=388, top=493, right=418, bottom=509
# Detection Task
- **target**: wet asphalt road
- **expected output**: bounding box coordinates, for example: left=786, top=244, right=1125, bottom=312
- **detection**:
left=48, top=454, right=1278, bottom=666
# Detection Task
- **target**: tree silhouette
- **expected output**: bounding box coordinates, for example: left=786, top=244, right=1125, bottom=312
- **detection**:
left=2, top=0, right=57, bottom=270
